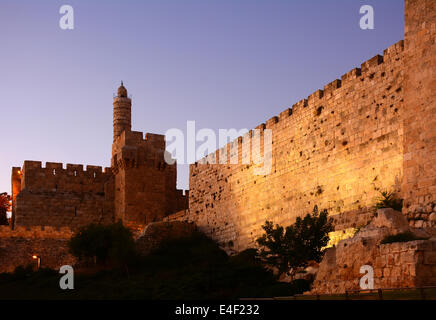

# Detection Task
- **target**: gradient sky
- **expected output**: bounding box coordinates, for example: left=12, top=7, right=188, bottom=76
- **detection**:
left=0, top=0, right=404, bottom=194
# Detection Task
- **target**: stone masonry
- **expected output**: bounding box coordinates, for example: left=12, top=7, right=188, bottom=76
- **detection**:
left=2, top=0, right=435, bottom=291
left=310, top=209, right=436, bottom=294
left=181, top=40, right=406, bottom=251
left=10, top=83, right=188, bottom=234
left=1, top=83, right=188, bottom=272
left=169, top=0, right=436, bottom=256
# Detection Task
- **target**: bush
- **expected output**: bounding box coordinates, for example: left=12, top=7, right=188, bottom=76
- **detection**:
left=381, top=232, right=429, bottom=244
left=0, top=231, right=309, bottom=299
left=256, top=205, right=334, bottom=276
left=0, top=192, right=11, bottom=225
left=69, top=221, right=137, bottom=266
left=375, top=190, right=403, bottom=212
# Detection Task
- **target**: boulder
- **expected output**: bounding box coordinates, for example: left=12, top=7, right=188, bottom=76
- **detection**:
left=370, top=208, right=409, bottom=233
left=309, top=208, right=436, bottom=295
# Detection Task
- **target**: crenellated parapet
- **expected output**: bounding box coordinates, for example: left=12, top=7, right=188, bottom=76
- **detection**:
left=192, top=40, right=405, bottom=174
left=189, top=40, right=407, bottom=251
left=12, top=161, right=115, bottom=230
left=16, top=161, right=113, bottom=195
left=0, top=225, right=73, bottom=239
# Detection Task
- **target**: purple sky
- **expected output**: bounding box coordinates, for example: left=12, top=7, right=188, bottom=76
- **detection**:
left=0, top=0, right=404, bottom=194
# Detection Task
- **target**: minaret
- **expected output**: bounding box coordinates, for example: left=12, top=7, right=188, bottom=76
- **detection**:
left=113, top=81, right=132, bottom=142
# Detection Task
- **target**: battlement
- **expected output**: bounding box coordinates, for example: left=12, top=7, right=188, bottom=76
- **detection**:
left=113, top=129, right=166, bottom=148
left=189, top=37, right=407, bottom=251
left=21, top=161, right=112, bottom=176
left=14, top=161, right=114, bottom=198
left=192, top=40, right=405, bottom=167
left=0, top=225, right=73, bottom=239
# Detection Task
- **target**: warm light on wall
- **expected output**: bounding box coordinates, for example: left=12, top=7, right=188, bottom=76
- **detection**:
left=32, top=255, right=41, bottom=269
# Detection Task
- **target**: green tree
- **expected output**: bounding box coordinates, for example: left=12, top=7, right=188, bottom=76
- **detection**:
left=375, top=190, right=403, bottom=212
left=256, top=205, right=334, bottom=276
left=68, top=221, right=136, bottom=267
left=0, top=193, right=11, bottom=225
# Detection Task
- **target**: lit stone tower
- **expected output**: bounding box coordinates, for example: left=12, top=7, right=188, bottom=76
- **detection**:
left=113, top=81, right=132, bottom=142
left=111, top=82, right=188, bottom=234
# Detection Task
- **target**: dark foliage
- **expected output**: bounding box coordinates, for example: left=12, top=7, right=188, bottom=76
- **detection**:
left=68, top=221, right=136, bottom=266
left=0, top=231, right=308, bottom=299
left=256, top=205, right=334, bottom=275
left=375, top=190, right=403, bottom=212
left=0, top=192, right=11, bottom=225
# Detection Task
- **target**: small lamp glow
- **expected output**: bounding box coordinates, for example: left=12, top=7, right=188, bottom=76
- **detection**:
left=32, top=255, right=41, bottom=269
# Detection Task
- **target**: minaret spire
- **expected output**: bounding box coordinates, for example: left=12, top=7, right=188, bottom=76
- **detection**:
left=113, top=82, right=132, bottom=142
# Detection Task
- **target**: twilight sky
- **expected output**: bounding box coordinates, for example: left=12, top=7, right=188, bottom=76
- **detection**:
left=0, top=0, right=404, bottom=194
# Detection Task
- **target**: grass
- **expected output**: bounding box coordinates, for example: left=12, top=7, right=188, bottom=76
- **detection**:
left=0, top=232, right=309, bottom=300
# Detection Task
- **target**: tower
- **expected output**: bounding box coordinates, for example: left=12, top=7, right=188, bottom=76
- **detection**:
left=113, top=81, right=132, bottom=142
left=111, top=83, right=188, bottom=233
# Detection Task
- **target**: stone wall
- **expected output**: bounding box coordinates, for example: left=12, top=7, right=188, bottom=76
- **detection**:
left=111, top=130, right=188, bottom=233
left=0, top=226, right=75, bottom=273
left=12, top=161, right=115, bottom=230
left=311, top=239, right=436, bottom=294
left=185, top=40, right=405, bottom=251
left=402, top=0, right=436, bottom=221
left=310, top=208, right=436, bottom=294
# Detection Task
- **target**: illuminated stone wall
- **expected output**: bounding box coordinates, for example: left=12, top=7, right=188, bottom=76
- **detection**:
left=0, top=226, right=75, bottom=273
left=311, top=239, right=436, bottom=294
left=180, top=40, right=405, bottom=251
left=402, top=0, right=436, bottom=223
left=12, top=161, right=115, bottom=230
left=179, top=0, right=436, bottom=253
left=111, top=130, right=188, bottom=234
left=11, top=84, right=188, bottom=234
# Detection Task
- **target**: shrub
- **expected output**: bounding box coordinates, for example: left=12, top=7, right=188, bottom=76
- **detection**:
left=0, top=192, right=11, bottom=225
left=375, top=190, right=403, bottom=212
left=381, top=231, right=429, bottom=244
left=69, top=221, right=137, bottom=266
left=256, top=205, right=334, bottom=276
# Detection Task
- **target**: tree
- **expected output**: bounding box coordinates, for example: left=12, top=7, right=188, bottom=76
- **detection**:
left=0, top=193, right=11, bottom=225
left=375, top=190, right=403, bottom=212
left=256, top=205, right=334, bottom=276
left=68, top=221, right=137, bottom=267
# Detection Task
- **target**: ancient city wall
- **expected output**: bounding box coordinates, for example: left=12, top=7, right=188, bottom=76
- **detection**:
left=111, top=129, right=188, bottom=233
left=311, top=239, right=436, bottom=294
left=0, top=226, right=75, bottom=273
left=185, top=40, right=406, bottom=251
left=12, top=161, right=115, bottom=230
left=402, top=0, right=436, bottom=219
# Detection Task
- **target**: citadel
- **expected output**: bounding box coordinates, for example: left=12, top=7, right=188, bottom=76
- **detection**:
left=1, top=0, right=435, bottom=294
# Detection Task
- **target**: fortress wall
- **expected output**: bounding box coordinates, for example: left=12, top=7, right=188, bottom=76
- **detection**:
left=0, top=226, right=75, bottom=273
left=13, top=161, right=115, bottom=229
left=402, top=0, right=436, bottom=219
left=186, top=40, right=406, bottom=251
left=111, top=130, right=188, bottom=233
